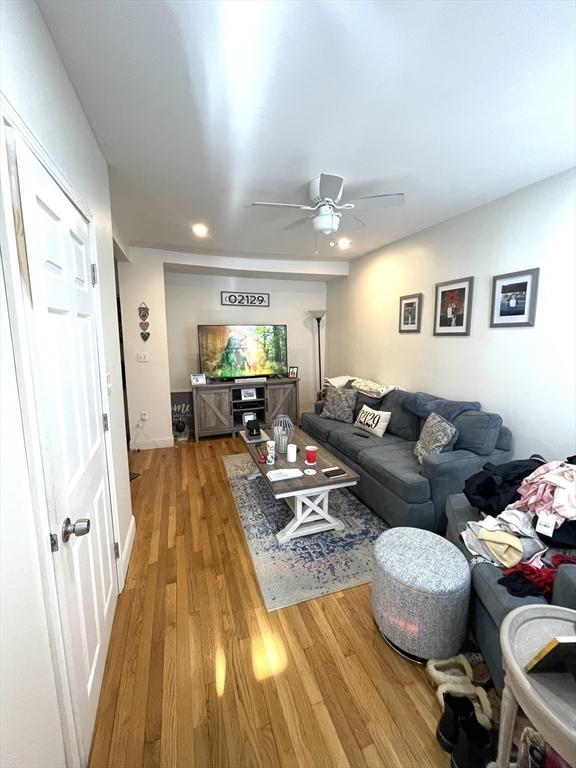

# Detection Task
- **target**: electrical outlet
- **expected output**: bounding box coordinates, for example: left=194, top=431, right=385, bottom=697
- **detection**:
left=137, top=352, right=149, bottom=362
left=141, top=410, right=149, bottom=421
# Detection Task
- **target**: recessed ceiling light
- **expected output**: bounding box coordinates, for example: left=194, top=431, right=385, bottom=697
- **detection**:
left=337, top=238, right=351, bottom=250
left=329, top=241, right=335, bottom=247
left=192, top=222, right=209, bottom=238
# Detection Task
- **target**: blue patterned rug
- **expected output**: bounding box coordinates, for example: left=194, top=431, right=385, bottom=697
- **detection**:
left=224, top=454, right=388, bottom=611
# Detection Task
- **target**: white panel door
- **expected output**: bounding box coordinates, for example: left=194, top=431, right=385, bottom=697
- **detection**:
left=15, top=139, right=118, bottom=761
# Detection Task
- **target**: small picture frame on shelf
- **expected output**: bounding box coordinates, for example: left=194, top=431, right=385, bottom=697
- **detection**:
left=190, top=373, right=207, bottom=385
left=398, top=293, right=423, bottom=333
left=490, top=268, right=539, bottom=327
left=288, top=366, right=298, bottom=378
left=240, top=388, right=257, bottom=401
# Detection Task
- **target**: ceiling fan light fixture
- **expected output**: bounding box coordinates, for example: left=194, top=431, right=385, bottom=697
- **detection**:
left=337, top=238, right=351, bottom=250
left=313, top=205, right=340, bottom=235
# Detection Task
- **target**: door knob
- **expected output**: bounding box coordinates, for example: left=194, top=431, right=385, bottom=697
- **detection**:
left=62, top=517, right=91, bottom=543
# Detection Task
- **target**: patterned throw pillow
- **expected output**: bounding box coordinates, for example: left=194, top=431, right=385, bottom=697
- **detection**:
left=325, top=375, right=356, bottom=389
left=351, top=378, right=398, bottom=398
left=320, top=387, right=357, bottom=423
left=354, top=405, right=391, bottom=437
left=414, top=412, right=459, bottom=464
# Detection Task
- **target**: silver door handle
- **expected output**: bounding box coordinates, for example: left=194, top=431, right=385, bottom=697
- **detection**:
left=62, top=517, right=91, bottom=543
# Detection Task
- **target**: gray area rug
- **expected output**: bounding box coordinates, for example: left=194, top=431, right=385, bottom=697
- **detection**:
left=223, top=453, right=388, bottom=611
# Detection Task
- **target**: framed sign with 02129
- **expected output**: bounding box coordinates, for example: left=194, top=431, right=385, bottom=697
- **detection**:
left=221, top=291, right=270, bottom=307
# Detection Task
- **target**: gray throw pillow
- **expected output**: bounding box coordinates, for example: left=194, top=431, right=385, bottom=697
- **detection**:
left=414, top=412, right=459, bottom=464
left=320, top=387, right=357, bottom=423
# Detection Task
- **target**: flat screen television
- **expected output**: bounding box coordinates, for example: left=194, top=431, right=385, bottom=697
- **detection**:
left=198, top=324, right=288, bottom=379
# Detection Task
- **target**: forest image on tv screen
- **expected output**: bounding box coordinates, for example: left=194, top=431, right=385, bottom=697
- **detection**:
left=199, top=325, right=287, bottom=378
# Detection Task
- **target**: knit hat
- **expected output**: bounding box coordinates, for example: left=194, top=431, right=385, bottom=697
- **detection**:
left=477, top=528, right=523, bottom=567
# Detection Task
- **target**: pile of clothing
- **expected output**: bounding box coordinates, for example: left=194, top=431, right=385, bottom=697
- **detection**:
left=461, top=459, right=576, bottom=597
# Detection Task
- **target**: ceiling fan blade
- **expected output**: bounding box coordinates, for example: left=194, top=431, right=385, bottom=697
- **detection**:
left=282, top=214, right=316, bottom=231
left=252, top=201, right=314, bottom=210
left=339, top=214, right=366, bottom=231
left=348, top=193, right=405, bottom=210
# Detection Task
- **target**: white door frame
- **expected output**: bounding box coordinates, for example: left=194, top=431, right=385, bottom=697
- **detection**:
left=0, top=98, right=124, bottom=766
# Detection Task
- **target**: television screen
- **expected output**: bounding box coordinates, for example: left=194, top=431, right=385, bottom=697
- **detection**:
left=198, top=324, right=288, bottom=379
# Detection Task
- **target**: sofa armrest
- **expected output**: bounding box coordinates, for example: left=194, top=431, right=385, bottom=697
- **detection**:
left=314, top=400, right=325, bottom=415
left=552, top=565, right=576, bottom=610
left=420, top=450, right=486, bottom=533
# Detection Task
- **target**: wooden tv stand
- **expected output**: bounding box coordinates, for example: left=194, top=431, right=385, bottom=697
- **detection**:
left=191, top=378, right=299, bottom=441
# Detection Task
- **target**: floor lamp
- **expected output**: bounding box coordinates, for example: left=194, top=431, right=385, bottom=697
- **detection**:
left=310, top=310, right=326, bottom=398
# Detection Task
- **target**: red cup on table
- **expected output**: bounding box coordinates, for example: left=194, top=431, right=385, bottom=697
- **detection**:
left=305, top=445, right=318, bottom=465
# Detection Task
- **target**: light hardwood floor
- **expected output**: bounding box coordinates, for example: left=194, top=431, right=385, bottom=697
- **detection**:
left=89, top=438, right=447, bottom=768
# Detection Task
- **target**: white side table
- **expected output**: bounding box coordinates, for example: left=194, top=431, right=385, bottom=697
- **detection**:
left=497, top=605, right=576, bottom=768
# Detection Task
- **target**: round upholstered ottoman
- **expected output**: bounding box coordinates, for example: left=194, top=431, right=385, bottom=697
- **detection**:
left=372, top=527, right=471, bottom=660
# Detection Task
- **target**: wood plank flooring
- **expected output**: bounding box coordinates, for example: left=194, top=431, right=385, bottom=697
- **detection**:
left=89, top=438, right=447, bottom=768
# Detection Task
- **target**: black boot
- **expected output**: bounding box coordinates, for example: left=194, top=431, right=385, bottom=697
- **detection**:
left=450, top=714, right=493, bottom=768
left=436, top=694, right=475, bottom=752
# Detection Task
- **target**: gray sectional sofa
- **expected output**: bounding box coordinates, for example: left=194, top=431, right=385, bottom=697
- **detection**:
left=446, top=493, right=576, bottom=692
left=301, top=388, right=513, bottom=533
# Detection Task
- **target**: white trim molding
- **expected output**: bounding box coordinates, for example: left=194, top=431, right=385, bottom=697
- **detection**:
left=129, top=436, right=175, bottom=450
left=119, top=514, right=136, bottom=587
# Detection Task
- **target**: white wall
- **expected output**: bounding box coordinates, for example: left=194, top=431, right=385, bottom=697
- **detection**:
left=118, top=251, right=174, bottom=448
left=0, top=0, right=133, bottom=547
left=165, top=272, right=327, bottom=413
left=326, top=170, right=576, bottom=458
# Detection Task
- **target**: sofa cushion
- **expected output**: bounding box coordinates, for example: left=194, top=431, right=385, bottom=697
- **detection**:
left=358, top=442, right=431, bottom=504
left=403, top=392, right=481, bottom=421
left=329, top=427, right=404, bottom=463
left=320, top=386, right=357, bottom=423
left=380, top=389, right=420, bottom=441
left=453, top=411, right=502, bottom=455
left=353, top=391, right=384, bottom=419
left=300, top=412, right=336, bottom=443
left=354, top=405, right=391, bottom=438
left=472, top=563, right=545, bottom=628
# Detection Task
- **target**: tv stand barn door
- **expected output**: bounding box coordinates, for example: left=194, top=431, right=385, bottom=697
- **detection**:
left=265, top=383, right=298, bottom=424
left=194, top=387, right=232, bottom=438
left=191, top=379, right=298, bottom=440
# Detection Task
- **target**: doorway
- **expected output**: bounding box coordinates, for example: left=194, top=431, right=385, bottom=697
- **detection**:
left=1, top=119, right=120, bottom=765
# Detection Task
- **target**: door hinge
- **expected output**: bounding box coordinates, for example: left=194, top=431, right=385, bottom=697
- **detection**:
left=114, top=542, right=120, bottom=559
left=102, top=413, right=109, bottom=432
left=50, top=533, right=59, bottom=552
left=90, top=263, right=98, bottom=286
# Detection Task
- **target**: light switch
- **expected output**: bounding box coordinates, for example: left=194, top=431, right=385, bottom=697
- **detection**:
left=137, top=352, right=149, bottom=362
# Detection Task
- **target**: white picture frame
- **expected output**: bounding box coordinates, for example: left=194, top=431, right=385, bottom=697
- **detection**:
left=240, top=387, right=257, bottom=401
left=190, top=373, right=207, bottom=385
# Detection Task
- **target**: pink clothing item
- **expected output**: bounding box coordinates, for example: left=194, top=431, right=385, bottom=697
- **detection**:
left=512, top=461, right=576, bottom=525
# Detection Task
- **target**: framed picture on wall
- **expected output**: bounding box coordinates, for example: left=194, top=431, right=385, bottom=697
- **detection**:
left=490, top=268, right=539, bottom=327
left=433, top=277, right=474, bottom=336
left=398, top=293, right=423, bottom=333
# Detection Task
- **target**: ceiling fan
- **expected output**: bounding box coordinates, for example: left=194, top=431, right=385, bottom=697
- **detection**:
left=251, top=173, right=405, bottom=235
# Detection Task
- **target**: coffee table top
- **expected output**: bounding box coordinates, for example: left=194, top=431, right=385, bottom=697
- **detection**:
left=243, top=426, right=359, bottom=498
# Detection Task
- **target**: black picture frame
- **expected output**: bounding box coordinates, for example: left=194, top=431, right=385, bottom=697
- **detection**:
left=433, top=276, right=474, bottom=336
left=490, top=268, right=539, bottom=328
left=398, top=293, right=423, bottom=333
left=288, top=366, right=298, bottom=379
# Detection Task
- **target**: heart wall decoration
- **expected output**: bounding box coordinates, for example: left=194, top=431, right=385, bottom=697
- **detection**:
left=141, top=331, right=150, bottom=342
left=138, top=302, right=149, bottom=321
left=139, top=321, right=149, bottom=331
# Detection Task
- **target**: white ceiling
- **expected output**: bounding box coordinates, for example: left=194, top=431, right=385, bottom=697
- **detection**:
left=39, top=0, right=575, bottom=260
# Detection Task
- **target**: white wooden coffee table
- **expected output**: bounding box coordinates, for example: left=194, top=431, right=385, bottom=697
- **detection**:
left=243, top=426, right=359, bottom=543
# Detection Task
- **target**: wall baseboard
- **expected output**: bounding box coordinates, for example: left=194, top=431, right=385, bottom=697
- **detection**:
left=119, top=514, right=136, bottom=590
left=129, top=435, right=174, bottom=450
